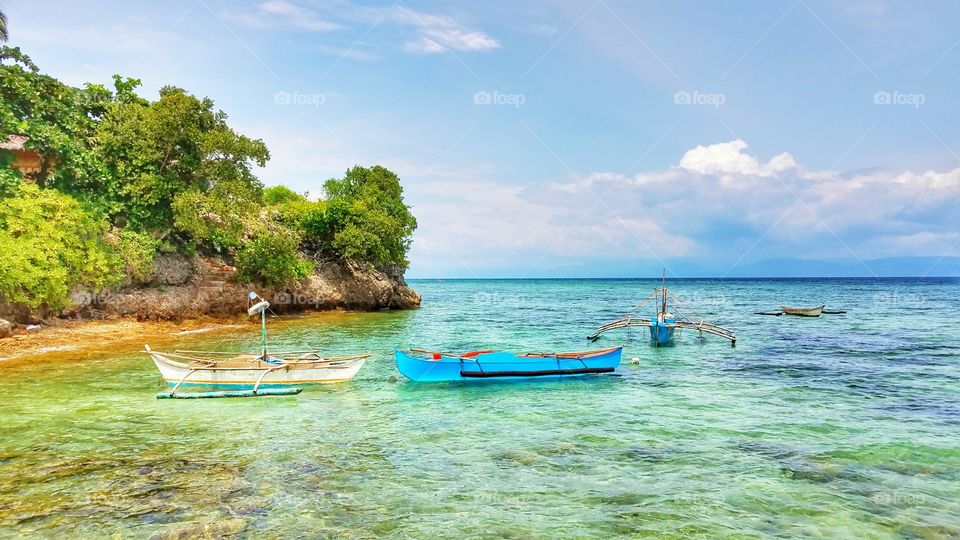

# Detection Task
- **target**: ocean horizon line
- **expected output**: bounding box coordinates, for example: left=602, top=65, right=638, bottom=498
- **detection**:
left=406, top=275, right=960, bottom=281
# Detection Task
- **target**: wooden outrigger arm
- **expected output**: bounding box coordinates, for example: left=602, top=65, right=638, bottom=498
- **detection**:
left=587, top=316, right=652, bottom=341
left=674, top=320, right=736, bottom=344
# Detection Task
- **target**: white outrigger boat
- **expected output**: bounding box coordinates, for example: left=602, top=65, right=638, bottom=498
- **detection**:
left=147, top=292, right=368, bottom=399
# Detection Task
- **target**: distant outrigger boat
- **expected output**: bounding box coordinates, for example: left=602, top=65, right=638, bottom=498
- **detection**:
left=780, top=304, right=825, bottom=317
left=395, top=347, right=623, bottom=382
left=588, top=272, right=736, bottom=347
left=147, top=292, right=368, bottom=398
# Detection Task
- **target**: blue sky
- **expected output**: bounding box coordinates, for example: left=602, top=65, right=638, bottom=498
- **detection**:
left=4, top=0, right=960, bottom=277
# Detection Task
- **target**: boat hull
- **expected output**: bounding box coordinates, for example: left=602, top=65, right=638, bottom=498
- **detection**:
left=780, top=305, right=825, bottom=317
left=395, top=347, right=623, bottom=382
left=150, top=352, right=365, bottom=389
left=649, top=318, right=676, bottom=346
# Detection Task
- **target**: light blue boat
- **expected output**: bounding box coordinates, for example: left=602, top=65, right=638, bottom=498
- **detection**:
left=649, top=315, right=676, bottom=346
left=395, top=347, right=624, bottom=382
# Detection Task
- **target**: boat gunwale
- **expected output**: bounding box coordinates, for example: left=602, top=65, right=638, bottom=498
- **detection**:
left=149, top=351, right=369, bottom=371
left=402, top=346, right=623, bottom=362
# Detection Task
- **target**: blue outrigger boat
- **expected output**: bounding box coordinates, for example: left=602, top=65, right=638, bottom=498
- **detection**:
left=588, top=271, right=736, bottom=347
left=395, top=346, right=623, bottom=382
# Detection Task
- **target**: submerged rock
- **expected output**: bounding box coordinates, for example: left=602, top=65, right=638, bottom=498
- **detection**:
left=148, top=517, right=249, bottom=540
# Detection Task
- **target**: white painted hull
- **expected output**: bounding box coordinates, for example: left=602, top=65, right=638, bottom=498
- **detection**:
left=150, top=352, right=365, bottom=388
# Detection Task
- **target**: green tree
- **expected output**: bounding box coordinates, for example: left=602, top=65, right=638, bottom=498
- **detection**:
left=322, top=165, right=417, bottom=268
left=263, top=185, right=305, bottom=205
left=0, top=184, right=122, bottom=311
left=92, top=84, right=269, bottom=232
left=0, top=152, right=21, bottom=196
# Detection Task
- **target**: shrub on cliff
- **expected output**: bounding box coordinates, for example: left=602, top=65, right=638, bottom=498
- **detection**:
left=0, top=184, right=122, bottom=310
left=235, top=227, right=313, bottom=286
left=172, top=178, right=262, bottom=252
left=266, top=167, right=417, bottom=268
left=108, top=229, right=160, bottom=282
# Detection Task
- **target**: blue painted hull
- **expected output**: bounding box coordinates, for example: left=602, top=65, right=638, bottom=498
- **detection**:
left=649, top=318, right=675, bottom=346
left=395, top=347, right=623, bottom=382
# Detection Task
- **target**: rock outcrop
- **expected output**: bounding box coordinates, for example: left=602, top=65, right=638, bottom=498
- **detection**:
left=2, top=255, right=420, bottom=325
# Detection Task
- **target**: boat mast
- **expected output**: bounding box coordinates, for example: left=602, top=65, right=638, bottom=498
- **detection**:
left=248, top=291, right=269, bottom=362
left=260, top=306, right=267, bottom=361
left=661, top=269, right=667, bottom=317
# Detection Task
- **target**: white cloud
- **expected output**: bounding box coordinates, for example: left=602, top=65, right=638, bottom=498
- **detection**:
left=678, top=139, right=796, bottom=178
left=543, top=140, right=960, bottom=264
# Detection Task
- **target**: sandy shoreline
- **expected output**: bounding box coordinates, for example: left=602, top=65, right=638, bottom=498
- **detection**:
left=0, top=317, right=244, bottom=362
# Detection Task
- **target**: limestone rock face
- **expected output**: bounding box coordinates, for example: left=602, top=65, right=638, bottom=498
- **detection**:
left=0, top=319, right=11, bottom=338
left=149, top=254, right=197, bottom=286
left=23, top=256, right=421, bottom=324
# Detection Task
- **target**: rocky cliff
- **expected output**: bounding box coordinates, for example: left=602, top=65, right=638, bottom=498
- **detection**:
left=0, top=255, right=420, bottom=331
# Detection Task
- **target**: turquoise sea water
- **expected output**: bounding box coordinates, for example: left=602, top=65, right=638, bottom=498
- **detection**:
left=0, top=278, right=958, bottom=538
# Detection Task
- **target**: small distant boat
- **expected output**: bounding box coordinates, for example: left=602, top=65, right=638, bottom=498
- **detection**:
left=147, top=292, right=368, bottom=398
left=780, top=305, right=825, bottom=317
left=588, top=271, right=736, bottom=347
left=395, top=347, right=623, bottom=382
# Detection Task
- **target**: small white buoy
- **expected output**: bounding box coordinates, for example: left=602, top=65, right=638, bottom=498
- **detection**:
left=631, top=357, right=640, bottom=365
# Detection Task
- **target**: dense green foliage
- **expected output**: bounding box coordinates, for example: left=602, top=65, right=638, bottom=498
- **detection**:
left=108, top=229, right=161, bottom=282
left=93, top=85, right=269, bottom=232
left=0, top=45, right=416, bottom=312
left=0, top=184, right=122, bottom=310
left=324, top=166, right=418, bottom=267
left=263, top=185, right=304, bottom=205
left=236, top=227, right=313, bottom=286
left=172, top=178, right=261, bottom=251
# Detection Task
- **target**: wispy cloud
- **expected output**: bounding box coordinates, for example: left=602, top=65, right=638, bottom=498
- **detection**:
left=228, top=1, right=499, bottom=55
left=389, top=6, right=500, bottom=54
left=250, top=0, right=339, bottom=32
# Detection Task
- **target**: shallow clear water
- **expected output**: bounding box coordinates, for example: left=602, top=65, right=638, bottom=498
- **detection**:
left=1, top=278, right=958, bottom=538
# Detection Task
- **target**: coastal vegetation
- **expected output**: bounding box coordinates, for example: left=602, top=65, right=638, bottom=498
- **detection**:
left=0, top=45, right=416, bottom=314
